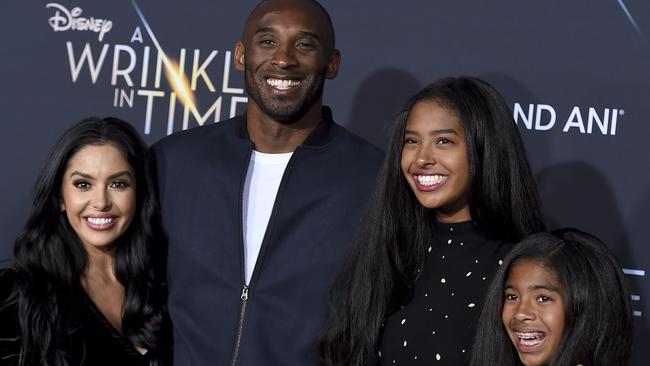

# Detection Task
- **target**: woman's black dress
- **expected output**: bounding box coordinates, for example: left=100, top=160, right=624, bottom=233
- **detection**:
left=0, top=268, right=169, bottom=366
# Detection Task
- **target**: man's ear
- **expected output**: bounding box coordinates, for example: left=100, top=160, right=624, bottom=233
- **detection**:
left=234, top=41, right=245, bottom=71
left=325, top=49, right=341, bottom=79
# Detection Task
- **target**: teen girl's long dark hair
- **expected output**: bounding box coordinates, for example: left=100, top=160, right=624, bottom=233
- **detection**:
left=319, top=76, right=546, bottom=366
left=11, top=117, right=167, bottom=365
left=471, top=229, right=633, bottom=366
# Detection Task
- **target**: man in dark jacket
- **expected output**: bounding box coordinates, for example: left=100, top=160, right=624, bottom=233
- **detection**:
left=152, top=0, right=383, bottom=365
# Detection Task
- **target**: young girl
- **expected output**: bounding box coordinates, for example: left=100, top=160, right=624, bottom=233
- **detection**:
left=319, top=76, right=546, bottom=365
left=471, top=229, right=633, bottom=366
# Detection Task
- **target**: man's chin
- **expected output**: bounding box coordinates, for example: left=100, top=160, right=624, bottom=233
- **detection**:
left=260, top=101, right=313, bottom=125
left=266, top=110, right=307, bottom=125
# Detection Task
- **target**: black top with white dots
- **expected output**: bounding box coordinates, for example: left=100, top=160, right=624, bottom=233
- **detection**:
left=379, top=220, right=512, bottom=365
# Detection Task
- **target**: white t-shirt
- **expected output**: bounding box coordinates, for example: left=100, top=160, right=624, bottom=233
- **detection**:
left=242, top=150, right=293, bottom=284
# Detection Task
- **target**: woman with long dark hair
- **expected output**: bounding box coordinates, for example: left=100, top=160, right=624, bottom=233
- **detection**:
left=319, top=76, right=546, bottom=365
left=0, top=117, right=170, bottom=365
left=471, top=229, right=632, bottom=366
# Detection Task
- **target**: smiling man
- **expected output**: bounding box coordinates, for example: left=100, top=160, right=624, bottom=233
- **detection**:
left=151, top=1, right=383, bottom=365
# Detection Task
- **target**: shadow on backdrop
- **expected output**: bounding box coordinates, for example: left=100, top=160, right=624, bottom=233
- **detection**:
left=346, top=68, right=421, bottom=150
left=537, top=161, right=647, bottom=364
left=0, top=190, right=30, bottom=265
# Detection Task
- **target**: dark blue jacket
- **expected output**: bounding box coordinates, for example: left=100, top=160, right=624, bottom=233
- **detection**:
left=152, top=107, right=383, bottom=366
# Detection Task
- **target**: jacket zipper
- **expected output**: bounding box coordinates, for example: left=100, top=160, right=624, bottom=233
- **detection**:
left=228, top=145, right=301, bottom=366
left=230, top=285, right=249, bottom=366
left=229, top=145, right=253, bottom=366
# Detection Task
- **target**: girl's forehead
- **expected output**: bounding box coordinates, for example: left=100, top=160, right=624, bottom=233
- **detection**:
left=506, top=258, right=562, bottom=288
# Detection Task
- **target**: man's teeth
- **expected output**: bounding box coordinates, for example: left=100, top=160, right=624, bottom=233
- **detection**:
left=267, top=78, right=301, bottom=90
left=86, top=217, right=114, bottom=225
left=416, top=175, right=445, bottom=186
left=516, top=332, right=545, bottom=346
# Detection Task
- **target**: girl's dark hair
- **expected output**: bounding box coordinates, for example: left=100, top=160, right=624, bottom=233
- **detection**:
left=471, top=229, right=633, bottom=366
left=319, top=76, right=546, bottom=366
left=11, top=117, right=167, bottom=365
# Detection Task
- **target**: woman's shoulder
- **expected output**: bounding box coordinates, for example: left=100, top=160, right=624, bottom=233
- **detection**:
left=0, top=266, right=19, bottom=318
left=0, top=266, right=17, bottom=279
left=0, top=267, right=18, bottom=301
left=0, top=267, right=20, bottom=363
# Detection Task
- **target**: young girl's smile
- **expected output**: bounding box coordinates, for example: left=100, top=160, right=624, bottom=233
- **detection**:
left=501, top=259, right=565, bottom=366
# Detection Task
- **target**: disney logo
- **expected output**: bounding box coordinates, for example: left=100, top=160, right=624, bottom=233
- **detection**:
left=46, top=3, right=113, bottom=42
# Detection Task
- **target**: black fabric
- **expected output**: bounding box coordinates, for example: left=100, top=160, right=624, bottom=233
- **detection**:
left=151, top=107, right=384, bottom=366
left=379, top=221, right=513, bottom=365
left=0, top=268, right=167, bottom=366
left=0, top=269, right=20, bottom=365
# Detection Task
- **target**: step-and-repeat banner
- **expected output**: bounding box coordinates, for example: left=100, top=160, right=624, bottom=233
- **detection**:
left=1, top=1, right=648, bottom=362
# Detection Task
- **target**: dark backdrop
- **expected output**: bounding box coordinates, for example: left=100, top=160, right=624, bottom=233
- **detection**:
left=1, top=1, right=648, bottom=362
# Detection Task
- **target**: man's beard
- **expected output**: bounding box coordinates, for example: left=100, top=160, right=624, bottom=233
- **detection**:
left=244, top=65, right=326, bottom=125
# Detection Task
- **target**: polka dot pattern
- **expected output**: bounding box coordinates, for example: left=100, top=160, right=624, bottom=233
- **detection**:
left=378, top=221, right=513, bottom=365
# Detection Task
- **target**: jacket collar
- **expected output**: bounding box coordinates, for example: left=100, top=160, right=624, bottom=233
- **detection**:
left=235, top=106, right=336, bottom=147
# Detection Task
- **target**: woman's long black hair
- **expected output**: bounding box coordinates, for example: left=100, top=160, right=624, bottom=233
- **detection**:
left=319, top=76, right=546, bottom=366
left=471, top=229, right=633, bottom=366
left=10, top=117, right=168, bottom=365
